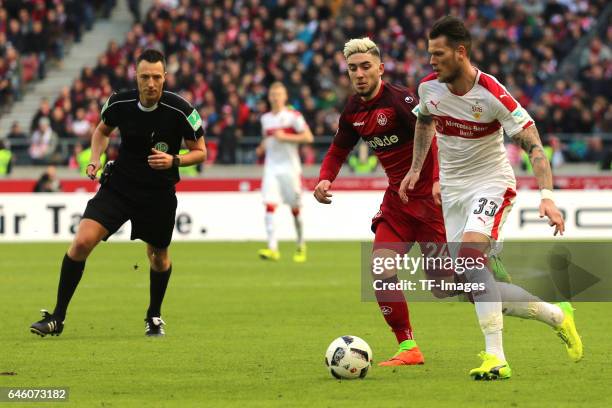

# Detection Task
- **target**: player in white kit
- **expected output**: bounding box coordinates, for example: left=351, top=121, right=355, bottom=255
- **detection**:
left=257, top=82, right=313, bottom=262
left=400, top=16, right=582, bottom=380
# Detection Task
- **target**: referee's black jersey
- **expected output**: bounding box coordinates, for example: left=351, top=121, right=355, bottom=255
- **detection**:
left=101, top=90, right=205, bottom=192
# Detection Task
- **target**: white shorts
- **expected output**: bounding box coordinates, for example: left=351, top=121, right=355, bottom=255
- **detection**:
left=442, top=184, right=516, bottom=244
left=262, top=170, right=302, bottom=208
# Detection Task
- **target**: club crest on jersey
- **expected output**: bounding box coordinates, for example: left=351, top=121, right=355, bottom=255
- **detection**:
left=154, top=142, right=169, bottom=152
left=377, top=112, right=388, bottom=126
left=471, top=102, right=483, bottom=119
left=404, top=96, right=414, bottom=104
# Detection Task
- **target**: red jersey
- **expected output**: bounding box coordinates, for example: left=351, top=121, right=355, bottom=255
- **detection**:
left=320, top=82, right=438, bottom=197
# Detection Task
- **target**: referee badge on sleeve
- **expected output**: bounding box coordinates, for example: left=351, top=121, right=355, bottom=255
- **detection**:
left=187, top=109, right=202, bottom=131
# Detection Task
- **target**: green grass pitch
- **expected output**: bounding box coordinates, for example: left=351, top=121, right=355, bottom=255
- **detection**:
left=1, top=242, right=610, bottom=407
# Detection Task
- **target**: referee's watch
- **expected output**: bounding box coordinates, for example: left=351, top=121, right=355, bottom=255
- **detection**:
left=172, top=155, right=181, bottom=168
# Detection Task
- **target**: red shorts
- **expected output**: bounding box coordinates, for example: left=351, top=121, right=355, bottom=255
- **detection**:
left=372, top=189, right=454, bottom=282
left=371, top=188, right=446, bottom=243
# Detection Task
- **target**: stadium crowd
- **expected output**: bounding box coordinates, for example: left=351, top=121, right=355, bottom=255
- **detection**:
left=0, top=0, right=118, bottom=115
left=3, top=0, right=611, bottom=169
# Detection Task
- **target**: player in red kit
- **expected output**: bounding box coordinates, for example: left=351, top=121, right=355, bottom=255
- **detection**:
left=314, top=38, right=447, bottom=366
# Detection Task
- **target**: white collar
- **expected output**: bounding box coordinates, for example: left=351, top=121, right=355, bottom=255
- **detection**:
left=138, top=101, right=158, bottom=112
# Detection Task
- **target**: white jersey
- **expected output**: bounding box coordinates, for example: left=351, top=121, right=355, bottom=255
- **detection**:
left=414, top=69, right=533, bottom=192
left=260, top=108, right=307, bottom=173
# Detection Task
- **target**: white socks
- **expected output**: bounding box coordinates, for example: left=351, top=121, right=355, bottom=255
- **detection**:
left=484, top=327, right=505, bottom=362
left=498, top=282, right=564, bottom=328
left=266, top=208, right=306, bottom=251
left=466, top=266, right=506, bottom=361
left=293, top=211, right=304, bottom=247
left=465, top=255, right=566, bottom=363
left=265, top=212, right=277, bottom=251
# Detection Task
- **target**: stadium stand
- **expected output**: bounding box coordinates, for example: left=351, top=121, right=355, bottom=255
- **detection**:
left=2, top=0, right=611, bottom=170
left=0, top=1, right=115, bottom=117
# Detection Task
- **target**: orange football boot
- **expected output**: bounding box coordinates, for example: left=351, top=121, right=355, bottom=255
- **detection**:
left=378, top=346, right=425, bottom=366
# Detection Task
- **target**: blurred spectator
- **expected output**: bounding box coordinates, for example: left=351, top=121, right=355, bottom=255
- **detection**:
left=71, top=107, right=92, bottom=141
left=70, top=142, right=107, bottom=176
left=5, top=120, right=28, bottom=162
left=580, top=37, right=611, bottom=68
left=67, top=142, right=82, bottom=170
left=520, top=135, right=565, bottom=173
left=128, top=0, right=141, bottom=23
left=348, top=142, right=378, bottom=174
left=29, top=117, right=58, bottom=163
left=33, top=165, right=62, bottom=192
left=585, top=136, right=605, bottom=163
left=215, top=109, right=240, bottom=164
left=25, top=20, right=48, bottom=79
left=548, top=135, right=566, bottom=168
left=0, top=139, right=12, bottom=176
left=50, top=106, right=70, bottom=139
left=30, top=98, right=51, bottom=133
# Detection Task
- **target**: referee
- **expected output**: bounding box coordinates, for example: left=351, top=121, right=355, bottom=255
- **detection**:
left=30, top=49, right=206, bottom=337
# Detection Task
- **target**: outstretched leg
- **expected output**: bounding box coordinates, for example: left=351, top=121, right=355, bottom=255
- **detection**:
left=31, top=219, right=107, bottom=337
left=498, top=282, right=583, bottom=362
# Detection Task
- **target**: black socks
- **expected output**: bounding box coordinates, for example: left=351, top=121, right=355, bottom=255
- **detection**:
left=147, top=266, right=172, bottom=318
left=53, top=254, right=86, bottom=321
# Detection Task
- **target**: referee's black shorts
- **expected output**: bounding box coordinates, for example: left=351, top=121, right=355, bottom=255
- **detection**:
left=82, top=185, right=177, bottom=249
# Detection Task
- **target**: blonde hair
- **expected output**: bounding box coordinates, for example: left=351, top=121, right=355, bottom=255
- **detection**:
left=269, top=81, right=287, bottom=91
left=343, top=37, right=381, bottom=60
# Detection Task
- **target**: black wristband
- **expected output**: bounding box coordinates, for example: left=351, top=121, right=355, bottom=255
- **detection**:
left=172, top=155, right=180, bottom=168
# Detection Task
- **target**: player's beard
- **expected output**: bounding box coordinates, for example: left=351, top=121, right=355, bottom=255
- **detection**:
left=438, top=65, right=461, bottom=84
left=355, top=81, right=379, bottom=99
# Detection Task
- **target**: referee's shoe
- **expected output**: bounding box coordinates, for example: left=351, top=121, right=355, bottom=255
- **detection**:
left=145, top=317, right=166, bottom=337
left=30, top=310, right=64, bottom=337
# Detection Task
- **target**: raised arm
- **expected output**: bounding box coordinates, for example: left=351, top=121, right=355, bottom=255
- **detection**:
left=512, top=125, right=565, bottom=235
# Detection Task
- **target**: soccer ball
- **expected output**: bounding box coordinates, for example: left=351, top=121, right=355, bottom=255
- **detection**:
left=324, top=335, right=372, bottom=379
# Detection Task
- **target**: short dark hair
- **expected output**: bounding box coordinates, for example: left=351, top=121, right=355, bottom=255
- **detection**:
left=429, top=16, right=472, bottom=56
left=137, top=49, right=166, bottom=69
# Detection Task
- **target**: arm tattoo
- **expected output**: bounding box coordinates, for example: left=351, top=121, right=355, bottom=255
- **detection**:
left=512, top=126, right=553, bottom=190
left=412, top=113, right=435, bottom=171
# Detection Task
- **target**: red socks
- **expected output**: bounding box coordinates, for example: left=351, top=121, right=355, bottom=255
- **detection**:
left=374, top=275, right=413, bottom=343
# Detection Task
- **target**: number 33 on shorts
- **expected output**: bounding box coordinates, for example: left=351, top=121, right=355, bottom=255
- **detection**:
left=466, top=187, right=516, bottom=240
